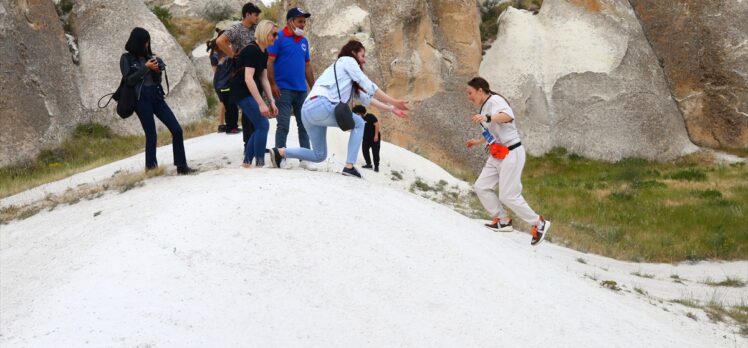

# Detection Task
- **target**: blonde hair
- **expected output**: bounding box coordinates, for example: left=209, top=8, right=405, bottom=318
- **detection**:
left=255, top=20, right=277, bottom=46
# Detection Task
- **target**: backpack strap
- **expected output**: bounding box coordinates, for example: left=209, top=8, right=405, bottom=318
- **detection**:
left=333, top=58, right=353, bottom=104
left=163, top=70, right=170, bottom=96
left=97, top=93, right=115, bottom=108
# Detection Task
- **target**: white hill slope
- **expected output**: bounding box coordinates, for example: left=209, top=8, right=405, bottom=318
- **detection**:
left=1, top=123, right=746, bottom=347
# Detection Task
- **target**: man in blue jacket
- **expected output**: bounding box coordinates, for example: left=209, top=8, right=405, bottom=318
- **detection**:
left=268, top=7, right=316, bottom=170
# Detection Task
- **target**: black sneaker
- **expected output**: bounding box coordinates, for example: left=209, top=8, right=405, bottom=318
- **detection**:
left=362, top=164, right=373, bottom=169
left=226, top=127, right=241, bottom=134
left=177, top=166, right=197, bottom=175
left=374, top=165, right=379, bottom=172
left=531, top=216, right=551, bottom=246
left=342, top=166, right=362, bottom=179
left=268, top=148, right=283, bottom=168
left=217, top=124, right=226, bottom=133
left=485, top=218, right=513, bottom=232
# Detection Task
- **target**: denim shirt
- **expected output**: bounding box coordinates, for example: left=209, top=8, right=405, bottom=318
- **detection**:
left=119, top=53, right=164, bottom=100
left=308, top=56, right=377, bottom=106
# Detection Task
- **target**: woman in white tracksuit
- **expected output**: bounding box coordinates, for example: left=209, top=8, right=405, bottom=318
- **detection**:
left=465, top=77, right=550, bottom=246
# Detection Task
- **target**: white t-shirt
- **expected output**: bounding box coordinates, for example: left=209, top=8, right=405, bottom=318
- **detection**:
left=480, top=94, right=521, bottom=146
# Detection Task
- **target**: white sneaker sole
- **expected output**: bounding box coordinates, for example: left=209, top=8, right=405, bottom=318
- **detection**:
left=341, top=171, right=363, bottom=179
left=485, top=225, right=514, bottom=232
left=532, top=220, right=550, bottom=246
left=268, top=149, right=279, bottom=168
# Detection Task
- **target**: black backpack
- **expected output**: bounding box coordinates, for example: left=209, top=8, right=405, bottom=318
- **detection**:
left=98, top=54, right=169, bottom=119
left=98, top=56, right=137, bottom=119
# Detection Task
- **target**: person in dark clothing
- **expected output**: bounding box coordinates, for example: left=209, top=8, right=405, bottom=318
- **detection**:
left=121, top=27, right=195, bottom=174
left=353, top=105, right=381, bottom=172
left=217, top=2, right=262, bottom=145
left=207, top=30, right=241, bottom=134
left=231, top=20, right=279, bottom=167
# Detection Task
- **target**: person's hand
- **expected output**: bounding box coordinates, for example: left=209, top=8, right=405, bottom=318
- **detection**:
left=259, top=102, right=270, bottom=117
left=471, top=114, right=487, bottom=124
left=269, top=101, right=279, bottom=117
left=373, top=134, right=379, bottom=142
left=392, top=107, right=408, bottom=119
left=465, top=138, right=482, bottom=148
left=392, top=99, right=410, bottom=111
left=145, top=58, right=160, bottom=72
left=271, top=85, right=282, bottom=99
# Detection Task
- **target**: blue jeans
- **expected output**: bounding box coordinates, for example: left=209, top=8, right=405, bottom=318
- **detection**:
left=237, top=96, right=269, bottom=164
left=284, top=97, right=365, bottom=165
left=275, top=89, right=310, bottom=149
left=134, top=85, right=186, bottom=169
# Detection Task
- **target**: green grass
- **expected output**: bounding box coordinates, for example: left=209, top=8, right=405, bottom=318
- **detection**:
left=672, top=298, right=700, bottom=309
left=631, top=271, right=655, bottom=279
left=703, top=277, right=746, bottom=288
left=151, top=6, right=173, bottom=30
left=0, top=119, right=218, bottom=199
left=518, top=147, right=748, bottom=262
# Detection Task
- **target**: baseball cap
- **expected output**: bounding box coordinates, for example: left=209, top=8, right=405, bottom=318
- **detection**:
left=286, top=7, right=311, bottom=20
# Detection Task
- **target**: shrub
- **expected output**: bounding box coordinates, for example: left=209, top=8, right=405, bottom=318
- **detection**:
left=669, top=168, right=707, bottom=181
left=152, top=6, right=173, bottom=29
left=202, top=2, right=235, bottom=22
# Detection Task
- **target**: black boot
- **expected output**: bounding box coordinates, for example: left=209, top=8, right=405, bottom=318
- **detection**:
left=177, top=166, right=197, bottom=175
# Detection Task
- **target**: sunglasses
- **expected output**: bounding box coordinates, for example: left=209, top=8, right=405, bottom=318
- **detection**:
left=272, top=32, right=278, bottom=37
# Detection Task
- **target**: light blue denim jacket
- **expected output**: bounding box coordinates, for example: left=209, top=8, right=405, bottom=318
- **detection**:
left=308, top=56, right=378, bottom=106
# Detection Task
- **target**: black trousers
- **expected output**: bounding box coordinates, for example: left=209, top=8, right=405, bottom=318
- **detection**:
left=135, top=85, right=186, bottom=169
left=362, top=138, right=380, bottom=166
left=218, top=89, right=239, bottom=130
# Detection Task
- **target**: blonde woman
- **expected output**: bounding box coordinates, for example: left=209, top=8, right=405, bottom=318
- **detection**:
left=229, top=20, right=279, bottom=167
left=465, top=77, right=550, bottom=246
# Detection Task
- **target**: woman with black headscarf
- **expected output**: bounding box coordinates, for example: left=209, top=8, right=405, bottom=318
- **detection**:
left=121, top=27, right=195, bottom=174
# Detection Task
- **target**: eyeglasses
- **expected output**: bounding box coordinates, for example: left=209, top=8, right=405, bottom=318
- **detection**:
left=272, top=32, right=278, bottom=37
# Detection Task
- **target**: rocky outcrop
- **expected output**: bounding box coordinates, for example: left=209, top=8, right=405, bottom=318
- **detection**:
left=70, top=0, right=207, bottom=134
left=480, top=0, right=697, bottom=161
left=143, top=0, right=243, bottom=18
left=0, top=0, right=83, bottom=166
left=190, top=43, right=214, bottom=85
left=299, top=0, right=485, bottom=171
left=629, top=0, right=748, bottom=150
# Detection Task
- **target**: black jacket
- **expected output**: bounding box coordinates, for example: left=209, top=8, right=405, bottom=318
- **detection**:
left=119, top=53, right=164, bottom=100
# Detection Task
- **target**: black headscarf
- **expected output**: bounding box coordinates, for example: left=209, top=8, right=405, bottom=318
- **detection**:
left=125, top=27, right=153, bottom=58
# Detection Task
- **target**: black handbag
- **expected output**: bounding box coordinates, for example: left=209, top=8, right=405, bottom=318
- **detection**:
left=98, top=55, right=137, bottom=119
left=114, top=77, right=136, bottom=118
left=333, top=60, right=355, bottom=131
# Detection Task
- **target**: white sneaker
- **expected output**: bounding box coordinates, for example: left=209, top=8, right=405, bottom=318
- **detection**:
left=279, top=158, right=290, bottom=169
left=300, top=160, right=318, bottom=171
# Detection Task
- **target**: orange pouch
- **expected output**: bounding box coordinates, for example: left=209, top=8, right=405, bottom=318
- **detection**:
left=489, top=143, right=510, bottom=159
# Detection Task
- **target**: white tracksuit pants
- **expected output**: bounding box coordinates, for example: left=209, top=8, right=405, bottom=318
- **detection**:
left=473, top=146, right=541, bottom=226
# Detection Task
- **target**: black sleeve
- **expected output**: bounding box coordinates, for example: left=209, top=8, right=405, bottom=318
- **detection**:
left=120, top=54, right=149, bottom=87
left=245, top=46, right=264, bottom=69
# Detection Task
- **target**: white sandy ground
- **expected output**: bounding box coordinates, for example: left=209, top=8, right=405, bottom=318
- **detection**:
left=1, top=120, right=747, bottom=347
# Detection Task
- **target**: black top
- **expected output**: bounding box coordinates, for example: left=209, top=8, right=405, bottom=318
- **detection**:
left=119, top=53, right=164, bottom=100
left=230, top=43, right=267, bottom=103
left=363, top=113, right=380, bottom=141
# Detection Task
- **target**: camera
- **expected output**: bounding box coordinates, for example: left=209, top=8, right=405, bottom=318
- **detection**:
left=149, top=55, right=166, bottom=71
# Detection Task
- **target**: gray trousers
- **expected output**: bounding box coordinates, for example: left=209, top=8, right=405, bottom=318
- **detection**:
left=473, top=146, right=541, bottom=226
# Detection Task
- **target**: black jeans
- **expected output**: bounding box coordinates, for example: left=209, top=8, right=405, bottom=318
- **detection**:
left=362, top=137, right=380, bottom=166
left=135, top=85, right=186, bottom=169
left=218, top=89, right=239, bottom=130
